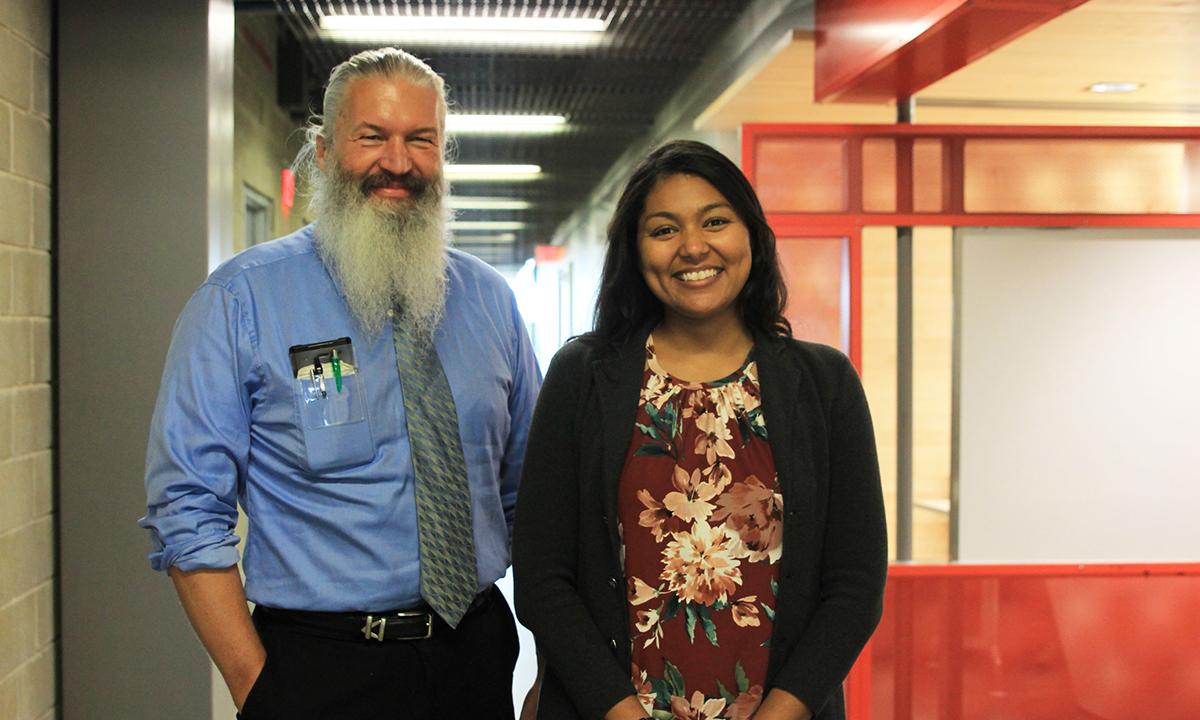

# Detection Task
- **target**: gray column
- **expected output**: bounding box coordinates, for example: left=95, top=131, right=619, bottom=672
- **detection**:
left=57, top=1, right=233, bottom=717
left=894, top=97, right=915, bottom=561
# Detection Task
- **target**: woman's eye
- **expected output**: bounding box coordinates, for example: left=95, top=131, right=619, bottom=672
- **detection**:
left=704, top=217, right=731, bottom=228
left=648, top=226, right=676, bottom=238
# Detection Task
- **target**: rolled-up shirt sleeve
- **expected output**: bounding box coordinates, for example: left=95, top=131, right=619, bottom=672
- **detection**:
left=140, top=282, right=255, bottom=572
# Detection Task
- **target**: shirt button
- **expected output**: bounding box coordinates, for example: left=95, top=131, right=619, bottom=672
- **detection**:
left=387, top=309, right=395, bottom=317
left=609, top=638, right=618, bottom=651
left=608, top=576, right=618, bottom=589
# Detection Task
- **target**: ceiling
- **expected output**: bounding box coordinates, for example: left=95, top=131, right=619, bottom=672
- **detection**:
left=697, top=0, right=1200, bottom=130
left=234, top=0, right=757, bottom=267
left=233, top=0, right=1200, bottom=265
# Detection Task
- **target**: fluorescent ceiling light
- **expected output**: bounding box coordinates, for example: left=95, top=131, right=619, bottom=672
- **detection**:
left=447, top=114, right=567, bottom=135
left=455, top=233, right=517, bottom=244
left=319, top=14, right=607, bottom=46
left=320, top=30, right=603, bottom=46
left=448, top=197, right=532, bottom=210
left=449, top=221, right=528, bottom=231
left=1088, top=81, right=1142, bottom=94
left=320, top=15, right=606, bottom=33
left=446, top=164, right=542, bottom=182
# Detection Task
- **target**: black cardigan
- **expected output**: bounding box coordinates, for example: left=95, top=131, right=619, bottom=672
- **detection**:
left=512, top=327, right=887, bottom=719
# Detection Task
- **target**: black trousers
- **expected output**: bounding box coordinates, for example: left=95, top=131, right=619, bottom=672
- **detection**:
left=239, top=587, right=519, bottom=719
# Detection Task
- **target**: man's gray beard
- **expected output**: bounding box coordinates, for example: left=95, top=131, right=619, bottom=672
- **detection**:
left=309, top=163, right=449, bottom=338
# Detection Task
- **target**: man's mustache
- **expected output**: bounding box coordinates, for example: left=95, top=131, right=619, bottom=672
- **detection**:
left=360, top=170, right=429, bottom=198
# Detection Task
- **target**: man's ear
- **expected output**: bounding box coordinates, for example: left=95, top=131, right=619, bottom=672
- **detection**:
left=315, top=135, right=328, bottom=170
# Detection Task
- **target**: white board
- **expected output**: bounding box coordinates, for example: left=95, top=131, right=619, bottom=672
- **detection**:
left=956, top=228, right=1200, bottom=562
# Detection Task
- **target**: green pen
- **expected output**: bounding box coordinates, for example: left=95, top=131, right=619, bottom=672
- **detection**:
left=330, top=349, right=343, bottom=392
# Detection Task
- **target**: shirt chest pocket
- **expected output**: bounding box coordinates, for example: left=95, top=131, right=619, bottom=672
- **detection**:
left=289, top=338, right=376, bottom=473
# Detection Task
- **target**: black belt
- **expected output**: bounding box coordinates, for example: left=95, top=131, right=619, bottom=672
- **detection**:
left=257, top=586, right=495, bottom=642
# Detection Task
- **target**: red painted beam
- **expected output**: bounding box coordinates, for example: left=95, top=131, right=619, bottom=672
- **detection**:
left=815, top=0, right=1091, bottom=103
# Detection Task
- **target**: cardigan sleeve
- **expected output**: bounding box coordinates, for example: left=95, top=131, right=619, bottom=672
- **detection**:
left=511, top=341, right=637, bottom=718
left=772, top=351, right=888, bottom=715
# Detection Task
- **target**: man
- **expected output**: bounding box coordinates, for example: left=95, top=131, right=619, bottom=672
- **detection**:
left=141, top=48, right=540, bottom=719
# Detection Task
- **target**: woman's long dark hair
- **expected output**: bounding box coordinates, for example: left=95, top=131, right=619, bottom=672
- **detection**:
left=590, top=139, right=791, bottom=346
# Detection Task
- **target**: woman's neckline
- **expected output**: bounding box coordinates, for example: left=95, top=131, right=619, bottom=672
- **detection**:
left=647, top=334, right=754, bottom=387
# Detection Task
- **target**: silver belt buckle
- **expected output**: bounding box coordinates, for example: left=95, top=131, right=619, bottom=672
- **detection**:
left=361, top=615, right=387, bottom=641
left=394, top=610, right=433, bottom=639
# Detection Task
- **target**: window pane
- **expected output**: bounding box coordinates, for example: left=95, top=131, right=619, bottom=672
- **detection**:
left=913, top=139, right=944, bottom=213
left=863, top=138, right=896, bottom=212
left=755, top=138, right=848, bottom=212
left=964, top=139, right=1200, bottom=213
left=777, top=236, right=848, bottom=352
left=244, top=183, right=274, bottom=247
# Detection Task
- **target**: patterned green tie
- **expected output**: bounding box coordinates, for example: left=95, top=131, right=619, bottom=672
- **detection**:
left=391, top=308, right=478, bottom=627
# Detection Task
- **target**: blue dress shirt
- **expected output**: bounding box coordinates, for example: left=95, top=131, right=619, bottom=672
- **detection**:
left=140, top=225, right=541, bottom=612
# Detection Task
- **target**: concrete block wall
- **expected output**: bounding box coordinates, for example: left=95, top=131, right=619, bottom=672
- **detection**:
left=0, top=0, right=55, bottom=718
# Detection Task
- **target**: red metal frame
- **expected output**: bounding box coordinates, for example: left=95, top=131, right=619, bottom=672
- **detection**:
left=743, top=123, right=1200, bottom=229
left=769, top=217, right=863, bottom=372
left=745, top=123, right=1200, bottom=139
left=814, top=0, right=1089, bottom=103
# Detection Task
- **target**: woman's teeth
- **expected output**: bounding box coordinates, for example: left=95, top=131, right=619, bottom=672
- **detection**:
left=678, top=268, right=720, bottom=282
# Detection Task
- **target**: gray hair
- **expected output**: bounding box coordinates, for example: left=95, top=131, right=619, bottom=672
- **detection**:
left=294, top=47, right=449, bottom=178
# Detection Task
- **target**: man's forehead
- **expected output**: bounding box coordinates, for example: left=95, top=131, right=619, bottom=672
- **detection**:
left=343, top=76, right=440, bottom=114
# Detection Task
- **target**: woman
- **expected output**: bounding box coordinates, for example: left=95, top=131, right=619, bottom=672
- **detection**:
left=513, top=140, right=886, bottom=720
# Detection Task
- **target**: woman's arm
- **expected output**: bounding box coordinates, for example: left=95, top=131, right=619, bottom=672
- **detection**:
left=512, top=343, right=639, bottom=718
left=770, top=352, right=888, bottom=715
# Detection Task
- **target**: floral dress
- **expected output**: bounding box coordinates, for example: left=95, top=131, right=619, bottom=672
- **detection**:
left=618, top=337, right=784, bottom=720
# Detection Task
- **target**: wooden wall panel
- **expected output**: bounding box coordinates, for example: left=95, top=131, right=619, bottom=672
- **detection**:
left=861, top=225, right=953, bottom=562
left=861, top=226, right=898, bottom=559
left=912, top=227, right=953, bottom=561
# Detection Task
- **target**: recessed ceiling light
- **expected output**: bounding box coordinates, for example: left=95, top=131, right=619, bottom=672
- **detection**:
left=1088, top=81, right=1142, bottom=94
left=449, top=221, right=528, bottom=231
left=318, top=14, right=608, bottom=46
left=447, top=114, right=567, bottom=135
left=447, top=197, right=533, bottom=210
left=446, top=164, right=542, bottom=182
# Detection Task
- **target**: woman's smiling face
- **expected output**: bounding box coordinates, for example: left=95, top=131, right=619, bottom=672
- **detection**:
left=637, top=173, right=752, bottom=329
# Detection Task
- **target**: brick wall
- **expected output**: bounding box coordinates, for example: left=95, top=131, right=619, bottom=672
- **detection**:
left=0, top=0, right=55, bottom=718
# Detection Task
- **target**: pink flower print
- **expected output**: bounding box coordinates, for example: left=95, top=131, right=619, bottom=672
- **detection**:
left=669, top=691, right=727, bottom=720
left=730, top=596, right=761, bottom=628
left=662, top=465, right=721, bottom=524
left=660, top=521, right=742, bottom=606
left=638, top=489, right=686, bottom=542
left=711, top=475, right=784, bottom=564
left=727, top=685, right=763, bottom=720
left=628, top=576, right=659, bottom=606
left=694, top=411, right=735, bottom=464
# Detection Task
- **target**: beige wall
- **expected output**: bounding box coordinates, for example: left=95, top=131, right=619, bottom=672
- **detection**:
left=861, top=227, right=955, bottom=563
left=233, top=13, right=307, bottom=252
left=0, top=0, right=55, bottom=718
